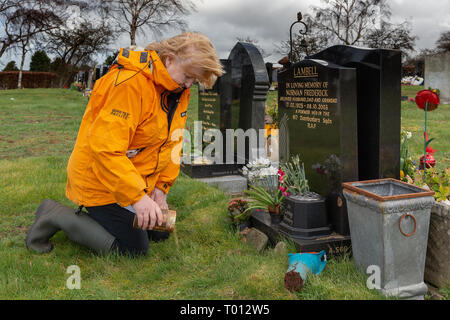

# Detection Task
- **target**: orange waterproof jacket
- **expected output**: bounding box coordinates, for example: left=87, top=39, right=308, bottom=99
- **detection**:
left=66, top=48, right=190, bottom=207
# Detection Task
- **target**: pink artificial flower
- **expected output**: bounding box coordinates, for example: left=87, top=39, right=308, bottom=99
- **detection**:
left=279, top=186, right=286, bottom=192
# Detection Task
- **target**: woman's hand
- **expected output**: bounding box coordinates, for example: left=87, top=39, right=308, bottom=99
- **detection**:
left=132, top=194, right=162, bottom=230
left=150, top=187, right=168, bottom=210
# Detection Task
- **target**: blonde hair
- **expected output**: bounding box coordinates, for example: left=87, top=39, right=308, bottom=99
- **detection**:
left=146, top=32, right=224, bottom=88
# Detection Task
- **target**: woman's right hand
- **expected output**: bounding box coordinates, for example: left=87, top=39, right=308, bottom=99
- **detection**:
left=132, top=194, right=163, bottom=230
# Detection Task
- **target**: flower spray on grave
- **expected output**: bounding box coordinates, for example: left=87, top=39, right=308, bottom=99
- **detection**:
left=279, top=154, right=308, bottom=195
left=242, top=157, right=285, bottom=224
left=281, top=154, right=327, bottom=200
left=278, top=155, right=332, bottom=237
left=414, top=89, right=439, bottom=178
left=281, top=154, right=328, bottom=213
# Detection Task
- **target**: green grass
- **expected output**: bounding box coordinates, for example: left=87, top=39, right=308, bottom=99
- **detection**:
left=0, top=88, right=447, bottom=300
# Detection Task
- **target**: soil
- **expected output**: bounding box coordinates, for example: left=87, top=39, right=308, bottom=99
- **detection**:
left=284, top=270, right=304, bottom=292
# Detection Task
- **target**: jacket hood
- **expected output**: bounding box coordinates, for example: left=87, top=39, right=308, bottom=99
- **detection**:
left=114, top=48, right=182, bottom=92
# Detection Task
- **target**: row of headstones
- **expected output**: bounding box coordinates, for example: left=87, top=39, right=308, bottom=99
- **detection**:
left=74, top=65, right=110, bottom=88
left=183, top=41, right=401, bottom=238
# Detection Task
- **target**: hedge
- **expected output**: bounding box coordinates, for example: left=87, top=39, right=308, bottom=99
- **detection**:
left=0, top=71, right=58, bottom=89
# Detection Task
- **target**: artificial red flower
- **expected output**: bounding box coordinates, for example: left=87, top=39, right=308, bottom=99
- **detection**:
left=420, top=154, right=436, bottom=169
left=415, top=90, right=439, bottom=111
left=426, top=145, right=438, bottom=155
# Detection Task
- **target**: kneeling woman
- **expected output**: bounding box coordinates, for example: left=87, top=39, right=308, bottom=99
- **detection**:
left=26, top=32, right=223, bottom=256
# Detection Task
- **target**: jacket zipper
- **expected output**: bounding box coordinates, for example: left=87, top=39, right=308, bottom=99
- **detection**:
left=145, top=89, right=183, bottom=186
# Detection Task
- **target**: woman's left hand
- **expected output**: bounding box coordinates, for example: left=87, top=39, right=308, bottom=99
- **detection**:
left=150, top=187, right=168, bottom=210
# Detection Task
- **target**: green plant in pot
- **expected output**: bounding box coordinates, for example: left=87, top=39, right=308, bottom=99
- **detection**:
left=279, top=154, right=310, bottom=196
left=244, top=174, right=285, bottom=224
left=278, top=155, right=332, bottom=238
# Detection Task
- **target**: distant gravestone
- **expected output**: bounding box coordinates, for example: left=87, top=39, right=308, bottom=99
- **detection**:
left=278, top=58, right=359, bottom=236
left=309, top=45, right=401, bottom=180
left=228, top=42, right=270, bottom=162
left=425, top=52, right=450, bottom=104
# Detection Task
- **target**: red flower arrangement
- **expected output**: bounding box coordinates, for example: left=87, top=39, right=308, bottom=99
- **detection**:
left=278, top=169, right=290, bottom=197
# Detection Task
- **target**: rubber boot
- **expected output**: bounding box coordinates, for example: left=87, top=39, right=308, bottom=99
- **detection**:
left=25, top=199, right=116, bottom=255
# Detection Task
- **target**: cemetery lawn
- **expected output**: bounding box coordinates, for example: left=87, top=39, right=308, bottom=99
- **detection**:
left=0, top=88, right=448, bottom=300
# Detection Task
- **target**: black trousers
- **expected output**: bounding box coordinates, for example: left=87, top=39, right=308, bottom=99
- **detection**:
left=85, top=203, right=169, bottom=256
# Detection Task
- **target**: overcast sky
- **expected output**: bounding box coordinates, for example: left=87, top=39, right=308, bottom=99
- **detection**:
left=1, top=0, right=449, bottom=69
left=173, top=0, right=450, bottom=63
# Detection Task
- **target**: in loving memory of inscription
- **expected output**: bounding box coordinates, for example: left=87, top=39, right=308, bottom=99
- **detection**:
left=280, top=74, right=337, bottom=129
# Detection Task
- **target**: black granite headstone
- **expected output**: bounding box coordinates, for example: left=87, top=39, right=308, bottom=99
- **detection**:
left=181, top=59, right=242, bottom=178
left=228, top=42, right=270, bottom=162
left=276, top=58, right=359, bottom=238
left=308, top=45, right=401, bottom=180
left=278, top=59, right=359, bottom=194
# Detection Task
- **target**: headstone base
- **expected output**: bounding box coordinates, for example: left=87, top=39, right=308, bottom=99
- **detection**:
left=181, top=163, right=242, bottom=178
left=251, top=209, right=352, bottom=257
left=195, top=175, right=247, bottom=196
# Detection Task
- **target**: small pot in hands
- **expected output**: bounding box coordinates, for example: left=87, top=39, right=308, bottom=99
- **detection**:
left=132, top=209, right=176, bottom=232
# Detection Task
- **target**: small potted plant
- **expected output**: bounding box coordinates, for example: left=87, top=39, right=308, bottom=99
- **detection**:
left=243, top=174, right=285, bottom=224
left=227, top=198, right=252, bottom=230
left=278, top=155, right=331, bottom=238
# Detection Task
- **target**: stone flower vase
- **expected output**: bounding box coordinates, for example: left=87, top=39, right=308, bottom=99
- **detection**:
left=268, top=204, right=282, bottom=224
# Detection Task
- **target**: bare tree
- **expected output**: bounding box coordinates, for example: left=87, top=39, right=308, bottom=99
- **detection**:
left=278, top=1, right=418, bottom=63
left=0, top=0, right=61, bottom=59
left=436, top=30, right=450, bottom=53
left=8, top=4, right=60, bottom=88
left=364, top=20, right=417, bottom=60
left=311, top=0, right=390, bottom=46
left=102, top=0, right=196, bottom=46
left=46, top=21, right=115, bottom=87
left=0, top=0, right=16, bottom=13
left=40, top=0, right=116, bottom=87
